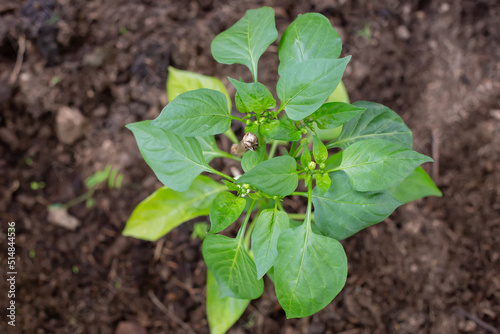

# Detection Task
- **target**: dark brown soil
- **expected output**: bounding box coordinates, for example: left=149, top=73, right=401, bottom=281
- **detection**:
left=1, top=0, right=499, bottom=333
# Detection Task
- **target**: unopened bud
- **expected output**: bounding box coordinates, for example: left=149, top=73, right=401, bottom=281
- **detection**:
left=300, top=128, right=308, bottom=134
left=319, top=163, right=326, bottom=170
left=308, top=161, right=316, bottom=170
left=243, top=184, right=250, bottom=189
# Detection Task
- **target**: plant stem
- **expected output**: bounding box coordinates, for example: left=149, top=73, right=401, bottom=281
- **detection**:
left=62, top=189, right=95, bottom=209
left=237, top=199, right=257, bottom=241
left=244, top=211, right=260, bottom=248
left=287, top=213, right=315, bottom=222
left=289, top=141, right=297, bottom=157
left=268, top=140, right=279, bottom=159
left=224, top=129, right=239, bottom=144
left=305, top=178, right=313, bottom=229
left=217, top=151, right=242, bottom=162
left=291, top=191, right=308, bottom=197
left=208, top=167, right=235, bottom=182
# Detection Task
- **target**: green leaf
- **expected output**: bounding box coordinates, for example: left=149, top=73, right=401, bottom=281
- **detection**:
left=388, top=166, right=442, bottom=204
left=197, top=136, right=222, bottom=163
left=274, top=223, right=348, bottom=318
left=236, top=156, right=298, bottom=196
left=260, top=120, right=280, bottom=139
left=300, top=145, right=311, bottom=167
left=270, top=115, right=301, bottom=141
left=251, top=208, right=289, bottom=278
left=167, top=66, right=231, bottom=110
left=315, top=173, right=331, bottom=194
left=126, top=121, right=210, bottom=192
left=241, top=146, right=267, bottom=173
left=327, top=81, right=350, bottom=104
left=151, top=88, right=231, bottom=137
left=209, top=192, right=246, bottom=234
left=312, top=136, right=328, bottom=164
left=278, top=13, right=342, bottom=74
left=324, top=151, right=342, bottom=170
left=311, top=102, right=365, bottom=129
left=327, top=101, right=413, bottom=149
left=123, top=175, right=225, bottom=241
left=207, top=270, right=249, bottom=334
left=229, top=78, right=276, bottom=113
left=211, top=7, right=278, bottom=81
left=312, top=172, right=401, bottom=240
left=336, top=139, right=433, bottom=192
left=277, top=57, right=351, bottom=121
left=203, top=234, right=264, bottom=299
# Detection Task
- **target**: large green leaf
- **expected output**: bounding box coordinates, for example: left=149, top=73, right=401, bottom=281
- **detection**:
left=277, top=57, right=350, bottom=121
left=312, top=172, right=401, bottom=240
left=123, top=176, right=224, bottom=241
left=311, top=102, right=366, bottom=129
left=151, top=88, right=231, bottom=137
left=203, top=234, right=264, bottom=299
left=251, top=208, right=289, bottom=278
left=327, top=101, right=413, bottom=149
left=241, top=146, right=267, bottom=173
left=236, top=156, right=298, bottom=196
left=388, top=166, right=442, bottom=204
left=207, top=270, right=249, bottom=334
left=270, top=115, right=302, bottom=142
left=229, top=78, right=276, bottom=113
left=278, top=13, right=342, bottom=74
left=209, top=192, right=246, bottom=234
left=126, top=121, right=210, bottom=192
left=274, top=223, right=348, bottom=318
left=166, top=66, right=231, bottom=110
left=211, top=7, right=278, bottom=81
left=336, top=139, right=433, bottom=192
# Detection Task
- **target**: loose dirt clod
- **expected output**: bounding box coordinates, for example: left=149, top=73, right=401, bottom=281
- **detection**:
left=47, top=206, right=80, bottom=230
left=55, top=106, right=86, bottom=145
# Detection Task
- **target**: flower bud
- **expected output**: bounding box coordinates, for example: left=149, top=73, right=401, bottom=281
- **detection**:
left=308, top=161, right=316, bottom=170
left=319, top=163, right=326, bottom=170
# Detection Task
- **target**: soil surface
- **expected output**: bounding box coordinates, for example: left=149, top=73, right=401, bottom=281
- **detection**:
left=1, top=0, right=499, bottom=333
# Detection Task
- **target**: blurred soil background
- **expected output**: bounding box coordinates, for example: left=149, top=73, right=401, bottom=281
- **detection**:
left=1, top=0, right=499, bottom=333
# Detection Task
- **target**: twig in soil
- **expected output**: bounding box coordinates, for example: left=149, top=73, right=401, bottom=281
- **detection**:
left=431, top=128, right=441, bottom=184
left=9, top=35, right=26, bottom=85
left=147, top=290, right=196, bottom=334
left=456, top=308, right=498, bottom=333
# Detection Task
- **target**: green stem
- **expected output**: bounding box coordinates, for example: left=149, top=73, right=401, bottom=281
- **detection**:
left=208, top=167, right=235, bottom=182
left=62, top=189, right=95, bottom=209
left=305, top=178, right=313, bottom=229
left=291, top=192, right=308, bottom=197
left=237, top=199, right=257, bottom=241
left=268, top=140, right=279, bottom=159
left=244, top=210, right=261, bottom=248
left=230, top=115, right=246, bottom=122
left=216, top=151, right=242, bottom=162
left=324, top=167, right=340, bottom=174
left=289, top=141, right=298, bottom=157
left=287, top=213, right=315, bottom=222
left=223, top=129, right=239, bottom=145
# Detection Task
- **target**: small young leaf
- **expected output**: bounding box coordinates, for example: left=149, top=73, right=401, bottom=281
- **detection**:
left=388, top=166, right=442, bottom=204
left=229, top=78, right=276, bottom=113
left=311, top=102, right=366, bottom=129
left=312, top=136, right=328, bottom=164
left=203, top=234, right=264, bottom=299
left=209, top=192, right=246, bottom=234
left=251, top=208, right=289, bottom=278
left=151, top=88, right=231, bottom=137
left=207, top=270, right=249, bottom=334
left=126, top=121, right=210, bottom=192
left=274, top=223, right=348, bottom=318
left=123, top=175, right=225, bottom=241
left=327, top=101, right=413, bottom=149
left=259, top=120, right=280, bottom=139
left=315, top=173, right=331, bottom=194
left=167, top=66, right=231, bottom=110
left=270, top=115, right=302, bottom=142
left=278, top=13, right=342, bottom=74
left=312, top=172, right=401, bottom=240
left=241, top=146, right=267, bottom=173
left=211, top=7, right=278, bottom=81
left=236, top=156, right=299, bottom=196
left=337, top=139, right=433, bottom=192
left=222, top=180, right=239, bottom=192
left=301, top=145, right=311, bottom=167
left=277, top=57, right=351, bottom=121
